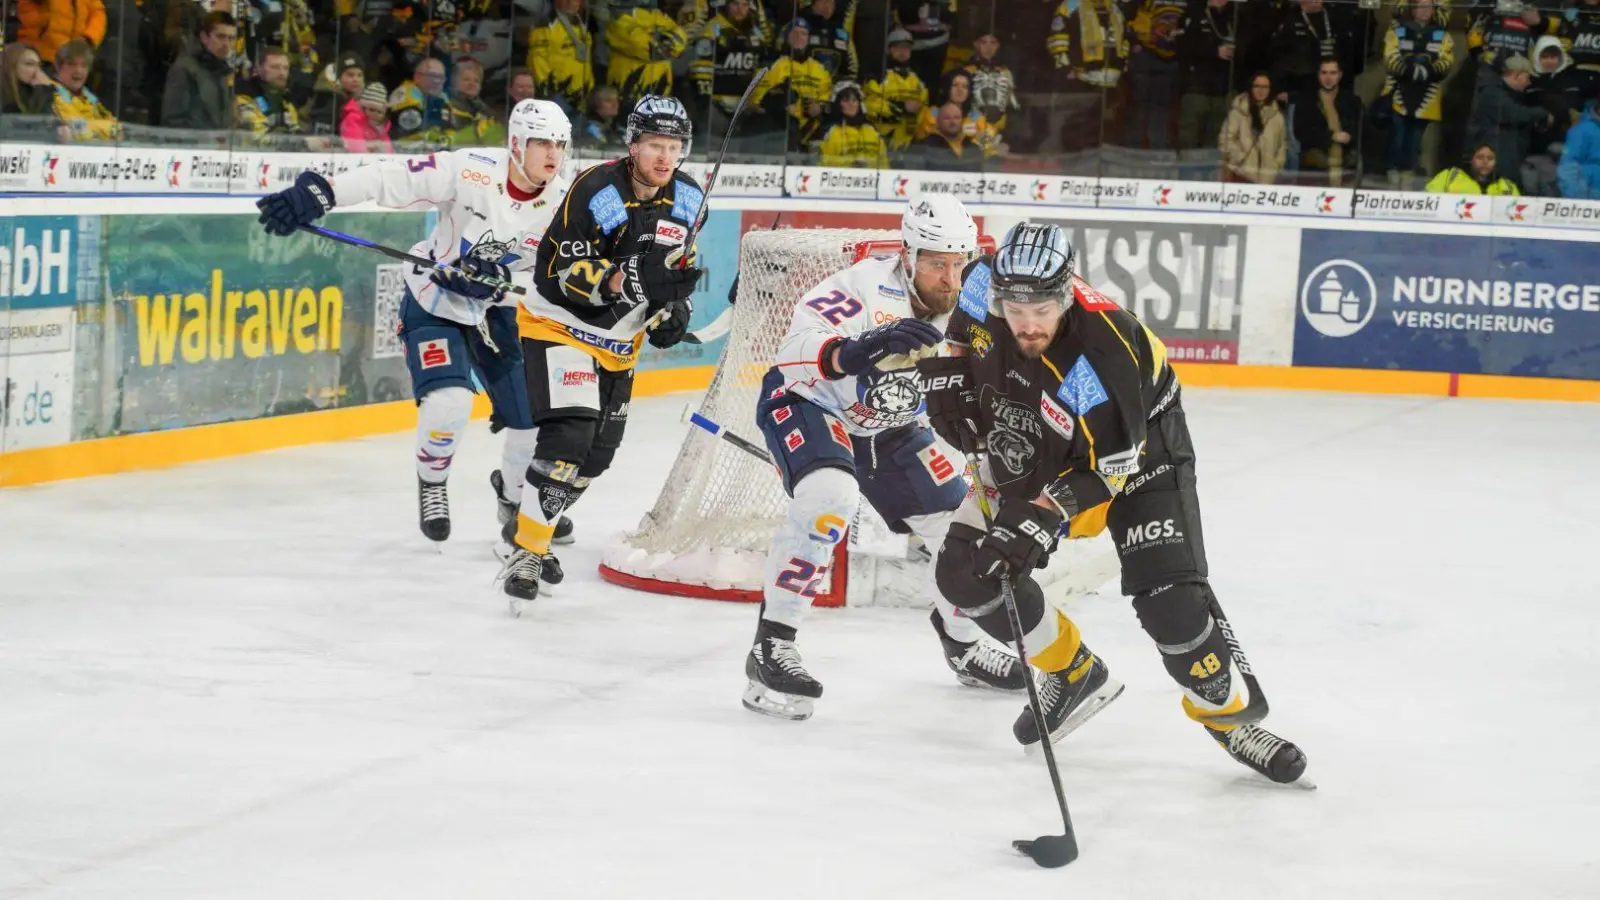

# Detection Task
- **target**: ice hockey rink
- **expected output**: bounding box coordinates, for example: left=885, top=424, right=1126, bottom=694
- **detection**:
left=2, top=385, right=1596, bottom=900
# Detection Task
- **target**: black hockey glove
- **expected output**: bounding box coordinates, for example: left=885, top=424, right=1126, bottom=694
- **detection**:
left=641, top=245, right=703, bottom=307
left=831, top=319, right=944, bottom=378
left=431, top=256, right=511, bottom=302
left=647, top=298, right=694, bottom=348
left=256, top=170, right=334, bottom=236
left=916, top=355, right=981, bottom=454
left=974, top=500, right=1063, bottom=578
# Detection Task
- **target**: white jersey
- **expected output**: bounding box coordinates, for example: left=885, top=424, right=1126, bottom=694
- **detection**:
left=772, top=254, right=945, bottom=436
left=331, top=148, right=571, bottom=327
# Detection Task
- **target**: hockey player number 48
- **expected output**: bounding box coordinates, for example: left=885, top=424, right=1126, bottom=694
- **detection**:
left=805, top=290, right=862, bottom=325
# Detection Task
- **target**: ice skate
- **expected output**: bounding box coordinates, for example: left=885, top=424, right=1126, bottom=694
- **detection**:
left=500, top=548, right=544, bottom=617
left=742, top=620, right=823, bottom=721
left=490, top=471, right=574, bottom=544
left=931, top=611, right=1026, bottom=691
left=1204, top=723, right=1313, bottom=788
left=418, top=476, right=450, bottom=542
left=1014, top=648, right=1124, bottom=750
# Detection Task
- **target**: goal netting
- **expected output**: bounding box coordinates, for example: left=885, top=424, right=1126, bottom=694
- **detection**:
left=599, top=228, right=1119, bottom=607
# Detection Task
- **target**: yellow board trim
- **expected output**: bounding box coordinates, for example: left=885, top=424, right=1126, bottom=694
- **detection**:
left=0, top=365, right=716, bottom=488
left=1174, top=364, right=1600, bottom=403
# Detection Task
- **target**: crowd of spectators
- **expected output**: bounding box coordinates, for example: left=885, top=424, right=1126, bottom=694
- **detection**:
left=3, top=0, right=1600, bottom=196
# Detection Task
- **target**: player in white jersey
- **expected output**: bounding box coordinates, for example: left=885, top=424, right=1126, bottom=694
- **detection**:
left=741, top=197, right=1029, bottom=721
left=255, top=99, right=575, bottom=576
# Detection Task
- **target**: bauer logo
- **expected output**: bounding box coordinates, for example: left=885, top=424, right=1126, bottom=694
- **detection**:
left=1300, top=259, right=1377, bottom=338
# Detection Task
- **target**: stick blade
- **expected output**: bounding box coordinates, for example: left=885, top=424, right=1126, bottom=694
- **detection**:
left=1013, top=834, right=1078, bottom=868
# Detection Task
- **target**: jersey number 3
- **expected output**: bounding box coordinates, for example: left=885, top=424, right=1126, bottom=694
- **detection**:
left=805, top=290, right=862, bottom=326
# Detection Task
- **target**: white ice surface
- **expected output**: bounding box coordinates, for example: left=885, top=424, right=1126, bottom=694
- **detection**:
left=2, top=388, right=1598, bottom=899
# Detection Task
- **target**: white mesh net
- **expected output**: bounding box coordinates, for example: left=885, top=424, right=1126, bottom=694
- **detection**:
left=601, top=228, right=900, bottom=598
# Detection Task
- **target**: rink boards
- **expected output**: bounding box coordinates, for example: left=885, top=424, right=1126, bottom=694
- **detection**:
left=4, top=188, right=1599, bottom=486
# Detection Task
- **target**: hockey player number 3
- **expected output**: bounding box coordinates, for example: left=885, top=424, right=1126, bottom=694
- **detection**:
left=776, top=558, right=830, bottom=598
left=406, top=155, right=438, bottom=172
left=805, top=290, right=863, bottom=325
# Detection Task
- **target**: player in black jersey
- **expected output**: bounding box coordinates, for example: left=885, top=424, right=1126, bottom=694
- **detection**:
left=499, top=95, right=705, bottom=611
left=918, top=222, right=1309, bottom=786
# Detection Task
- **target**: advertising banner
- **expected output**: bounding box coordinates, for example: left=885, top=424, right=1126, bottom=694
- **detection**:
left=1, top=349, right=74, bottom=451
left=1031, top=217, right=1247, bottom=363
left=104, top=211, right=423, bottom=433
left=1, top=216, right=80, bottom=308
left=1293, top=230, right=1600, bottom=379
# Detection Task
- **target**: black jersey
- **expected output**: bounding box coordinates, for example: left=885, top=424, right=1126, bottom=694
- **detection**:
left=523, top=158, right=704, bottom=370
left=946, top=267, right=1179, bottom=520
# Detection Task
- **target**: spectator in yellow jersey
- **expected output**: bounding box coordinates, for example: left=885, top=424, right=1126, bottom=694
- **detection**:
left=1382, top=0, right=1454, bottom=186
left=818, top=81, right=888, bottom=167
left=529, top=0, right=595, bottom=117
left=915, top=71, right=1002, bottom=156
left=605, top=0, right=687, bottom=108
left=752, top=19, right=833, bottom=152
left=799, top=0, right=858, bottom=82
left=865, top=28, right=927, bottom=150
left=1048, top=0, right=1129, bottom=90
left=1426, top=144, right=1522, bottom=195
left=691, top=0, right=772, bottom=138
left=236, top=47, right=306, bottom=139
left=49, top=38, right=120, bottom=141
left=389, top=56, right=461, bottom=143
left=447, top=57, right=501, bottom=146
left=909, top=101, right=982, bottom=172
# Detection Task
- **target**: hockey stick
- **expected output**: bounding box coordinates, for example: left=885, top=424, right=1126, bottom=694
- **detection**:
left=685, top=409, right=773, bottom=464
left=966, top=452, right=1080, bottom=869
left=299, top=223, right=526, bottom=296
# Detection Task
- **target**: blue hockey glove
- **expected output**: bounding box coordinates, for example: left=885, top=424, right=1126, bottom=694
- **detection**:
left=831, top=318, right=944, bottom=378
left=256, top=171, right=335, bottom=236
left=431, top=256, right=512, bottom=302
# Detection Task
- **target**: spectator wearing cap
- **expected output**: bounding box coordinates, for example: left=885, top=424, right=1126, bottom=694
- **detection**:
left=14, top=0, right=106, bottom=65
left=529, top=0, right=595, bottom=118
left=605, top=0, right=688, bottom=109
left=306, top=52, right=366, bottom=136
left=342, top=81, right=395, bottom=153
left=1559, top=86, right=1600, bottom=198
left=818, top=81, right=888, bottom=167
left=962, top=32, right=1019, bottom=139
left=50, top=37, right=121, bottom=141
left=1426, top=144, right=1521, bottom=195
left=1467, top=55, right=1553, bottom=191
left=389, top=56, right=461, bottom=144
left=750, top=18, right=833, bottom=152
left=1528, top=35, right=1587, bottom=147
left=161, top=10, right=237, bottom=130
left=865, top=28, right=927, bottom=150
left=236, top=47, right=306, bottom=140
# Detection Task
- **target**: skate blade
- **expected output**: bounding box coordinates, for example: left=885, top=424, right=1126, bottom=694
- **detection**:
left=953, top=672, right=1027, bottom=693
left=741, top=681, right=814, bottom=721
left=493, top=540, right=512, bottom=562
left=551, top=533, right=575, bottom=546
left=507, top=592, right=537, bottom=618
left=1025, top=677, right=1126, bottom=756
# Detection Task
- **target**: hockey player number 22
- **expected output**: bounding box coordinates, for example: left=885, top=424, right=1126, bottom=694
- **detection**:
left=776, top=558, right=829, bottom=598
left=805, top=290, right=863, bottom=325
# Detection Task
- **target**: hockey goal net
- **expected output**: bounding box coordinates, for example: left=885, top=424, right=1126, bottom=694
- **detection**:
left=599, top=228, right=1117, bottom=607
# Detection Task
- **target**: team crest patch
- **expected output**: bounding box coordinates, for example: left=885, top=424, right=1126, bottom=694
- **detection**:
left=969, top=324, right=992, bottom=359
left=589, top=184, right=627, bottom=235
left=1058, top=355, right=1109, bottom=415
left=959, top=261, right=991, bottom=322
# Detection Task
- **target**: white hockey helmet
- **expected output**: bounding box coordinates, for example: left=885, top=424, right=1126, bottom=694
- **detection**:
left=507, top=99, right=571, bottom=170
left=900, top=195, right=980, bottom=295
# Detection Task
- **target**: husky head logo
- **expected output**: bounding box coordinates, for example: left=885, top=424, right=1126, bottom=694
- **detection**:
left=461, top=231, right=520, bottom=265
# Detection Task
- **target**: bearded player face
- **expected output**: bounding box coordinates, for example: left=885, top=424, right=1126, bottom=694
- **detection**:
left=1002, top=299, right=1065, bottom=359
left=910, top=250, right=967, bottom=316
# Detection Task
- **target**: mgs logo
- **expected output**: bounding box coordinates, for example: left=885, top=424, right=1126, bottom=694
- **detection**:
left=1121, top=518, right=1183, bottom=550
left=1300, top=259, right=1377, bottom=338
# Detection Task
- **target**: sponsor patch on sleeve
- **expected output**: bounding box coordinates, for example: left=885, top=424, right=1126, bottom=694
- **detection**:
left=672, top=182, right=705, bottom=225
left=958, top=261, right=991, bottom=322
left=418, top=338, right=451, bottom=369
left=654, top=220, right=687, bottom=245
left=1039, top=392, right=1075, bottom=440
left=589, top=184, right=627, bottom=234
left=1072, top=277, right=1120, bottom=311
left=784, top=429, right=806, bottom=452
left=1058, top=355, right=1109, bottom=415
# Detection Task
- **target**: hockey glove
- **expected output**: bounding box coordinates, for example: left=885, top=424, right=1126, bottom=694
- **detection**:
left=917, top=355, right=981, bottom=454
left=831, top=319, right=945, bottom=378
left=256, top=170, right=335, bottom=236
left=641, top=245, right=703, bottom=307
left=647, top=298, right=694, bottom=348
left=974, top=500, right=1063, bottom=578
left=431, top=256, right=512, bottom=302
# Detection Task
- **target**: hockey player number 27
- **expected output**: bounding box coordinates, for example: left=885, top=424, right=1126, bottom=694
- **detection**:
left=805, top=290, right=862, bottom=325
left=776, top=558, right=829, bottom=598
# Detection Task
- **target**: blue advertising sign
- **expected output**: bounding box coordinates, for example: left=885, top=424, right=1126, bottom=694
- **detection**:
left=636, top=208, right=737, bottom=373
left=0, top=216, right=81, bottom=309
left=1293, top=230, right=1600, bottom=379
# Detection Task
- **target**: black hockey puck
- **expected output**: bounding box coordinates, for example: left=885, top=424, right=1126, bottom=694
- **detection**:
left=1013, top=834, right=1078, bottom=868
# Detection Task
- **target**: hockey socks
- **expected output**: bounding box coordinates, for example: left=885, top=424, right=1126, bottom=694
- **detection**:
left=414, top=386, right=472, bottom=483
left=514, top=460, right=584, bottom=555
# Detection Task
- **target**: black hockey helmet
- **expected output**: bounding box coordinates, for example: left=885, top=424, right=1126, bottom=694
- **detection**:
left=626, top=95, right=694, bottom=158
left=991, top=222, right=1076, bottom=307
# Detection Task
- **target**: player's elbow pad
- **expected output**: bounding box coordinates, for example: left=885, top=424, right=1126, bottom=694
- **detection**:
left=1045, top=471, right=1114, bottom=520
